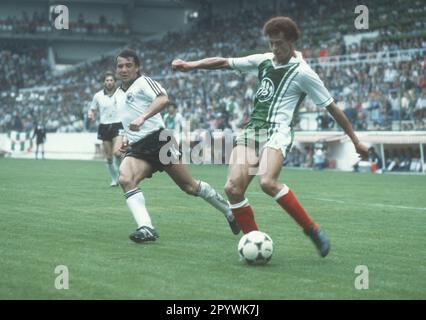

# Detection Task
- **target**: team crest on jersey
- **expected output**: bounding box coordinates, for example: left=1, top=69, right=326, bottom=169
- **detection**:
left=126, top=93, right=134, bottom=103
left=256, top=78, right=275, bottom=102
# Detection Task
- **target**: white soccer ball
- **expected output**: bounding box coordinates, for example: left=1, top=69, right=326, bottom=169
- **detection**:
left=238, top=231, right=273, bottom=265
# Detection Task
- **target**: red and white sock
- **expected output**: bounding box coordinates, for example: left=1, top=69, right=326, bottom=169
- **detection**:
left=274, top=185, right=317, bottom=234
left=229, top=199, right=258, bottom=234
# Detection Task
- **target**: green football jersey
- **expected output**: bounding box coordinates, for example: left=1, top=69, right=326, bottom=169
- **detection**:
left=229, top=51, right=333, bottom=137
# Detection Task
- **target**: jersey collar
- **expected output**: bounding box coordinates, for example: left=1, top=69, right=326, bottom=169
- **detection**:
left=120, top=75, right=142, bottom=92
left=103, top=88, right=115, bottom=97
left=271, top=51, right=301, bottom=69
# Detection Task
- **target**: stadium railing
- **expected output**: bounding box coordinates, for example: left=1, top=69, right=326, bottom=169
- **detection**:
left=306, top=48, right=426, bottom=67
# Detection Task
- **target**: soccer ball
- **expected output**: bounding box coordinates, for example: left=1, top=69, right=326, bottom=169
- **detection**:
left=238, top=231, right=273, bottom=265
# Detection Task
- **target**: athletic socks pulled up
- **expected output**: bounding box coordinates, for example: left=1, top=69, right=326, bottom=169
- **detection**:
left=229, top=199, right=258, bottom=234
left=124, top=188, right=154, bottom=229
left=107, top=159, right=118, bottom=183
left=274, top=185, right=317, bottom=233
left=197, top=181, right=234, bottom=221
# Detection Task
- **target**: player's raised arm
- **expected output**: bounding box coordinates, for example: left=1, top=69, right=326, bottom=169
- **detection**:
left=326, top=102, right=369, bottom=159
left=171, top=57, right=230, bottom=72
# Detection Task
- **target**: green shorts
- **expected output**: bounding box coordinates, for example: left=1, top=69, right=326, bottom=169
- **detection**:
left=234, top=121, right=294, bottom=157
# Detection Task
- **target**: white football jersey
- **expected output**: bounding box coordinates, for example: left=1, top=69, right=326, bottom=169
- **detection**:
left=115, top=76, right=166, bottom=144
left=90, top=89, right=121, bottom=124
left=228, top=51, right=333, bottom=132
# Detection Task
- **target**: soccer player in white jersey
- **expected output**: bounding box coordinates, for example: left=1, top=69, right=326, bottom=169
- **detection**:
left=172, top=17, right=369, bottom=257
left=88, top=71, right=123, bottom=187
left=114, top=49, right=239, bottom=243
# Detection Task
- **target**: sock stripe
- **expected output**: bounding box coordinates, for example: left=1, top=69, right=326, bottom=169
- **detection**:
left=125, top=188, right=141, bottom=199
left=229, top=198, right=249, bottom=210
left=273, top=185, right=290, bottom=201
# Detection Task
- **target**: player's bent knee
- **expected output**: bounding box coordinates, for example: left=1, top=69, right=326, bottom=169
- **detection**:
left=259, top=177, right=276, bottom=194
left=224, top=180, right=244, bottom=199
left=118, top=173, right=134, bottom=191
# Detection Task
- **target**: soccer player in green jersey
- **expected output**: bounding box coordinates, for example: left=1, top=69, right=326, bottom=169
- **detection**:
left=172, top=16, right=369, bottom=257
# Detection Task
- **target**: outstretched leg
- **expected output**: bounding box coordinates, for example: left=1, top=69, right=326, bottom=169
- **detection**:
left=164, top=162, right=240, bottom=234
left=258, top=147, right=330, bottom=257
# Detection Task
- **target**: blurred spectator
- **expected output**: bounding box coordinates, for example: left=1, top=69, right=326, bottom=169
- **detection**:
left=368, top=146, right=383, bottom=173
left=316, top=110, right=335, bottom=130
left=414, top=90, right=426, bottom=120
left=388, top=90, right=401, bottom=121
left=313, top=142, right=327, bottom=170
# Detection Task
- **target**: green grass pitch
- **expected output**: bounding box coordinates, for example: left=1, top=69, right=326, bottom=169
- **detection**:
left=0, top=158, right=425, bottom=299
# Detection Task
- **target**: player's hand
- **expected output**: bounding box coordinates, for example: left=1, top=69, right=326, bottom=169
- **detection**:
left=355, top=142, right=369, bottom=159
left=119, top=136, right=129, bottom=153
left=129, top=116, right=145, bottom=131
left=88, top=111, right=95, bottom=121
left=171, top=59, right=192, bottom=72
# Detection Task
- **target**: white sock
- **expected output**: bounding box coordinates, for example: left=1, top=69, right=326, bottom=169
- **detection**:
left=107, top=160, right=118, bottom=182
left=125, top=188, right=153, bottom=229
left=113, top=156, right=121, bottom=175
left=197, top=181, right=234, bottom=221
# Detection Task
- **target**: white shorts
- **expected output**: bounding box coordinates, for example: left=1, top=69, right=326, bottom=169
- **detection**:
left=263, top=129, right=293, bottom=158
left=235, top=126, right=293, bottom=158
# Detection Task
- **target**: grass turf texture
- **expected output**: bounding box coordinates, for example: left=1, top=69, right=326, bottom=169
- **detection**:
left=0, top=158, right=425, bottom=299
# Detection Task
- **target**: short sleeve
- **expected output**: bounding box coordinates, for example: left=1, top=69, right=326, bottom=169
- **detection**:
left=228, top=53, right=269, bottom=74
left=90, top=94, right=99, bottom=111
left=141, top=76, right=167, bottom=100
left=297, top=67, right=333, bottom=109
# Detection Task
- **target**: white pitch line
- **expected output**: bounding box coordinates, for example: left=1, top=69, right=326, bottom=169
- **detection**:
left=311, top=197, right=426, bottom=211
left=311, top=198, right=345, bottom=204
left=142, top=187, right=426, bottom=211
left=245, top=191, right=426, bottom=211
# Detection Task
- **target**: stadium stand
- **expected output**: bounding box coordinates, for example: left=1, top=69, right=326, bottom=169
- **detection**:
left=0, top=0, right=425, bottom=171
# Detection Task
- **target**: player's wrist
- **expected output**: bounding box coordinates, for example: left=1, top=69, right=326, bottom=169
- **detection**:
left=188, top=61, right=198, bottom=70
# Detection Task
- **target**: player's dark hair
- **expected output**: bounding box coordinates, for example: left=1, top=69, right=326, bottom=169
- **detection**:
left=263, top=16, right=300, bottom=43
left=103, top=71, right=115, bottom=82
left=116, top=49, right=140, bottom=67
left=169, top=101, right=178, bottom=109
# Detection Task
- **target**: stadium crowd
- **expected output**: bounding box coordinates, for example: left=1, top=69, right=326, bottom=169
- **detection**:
left=0, top=11, right=129, bottom=36
left=0, top=0, right=425, bottom=135
left=0, top=45, right=50, bottom=92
